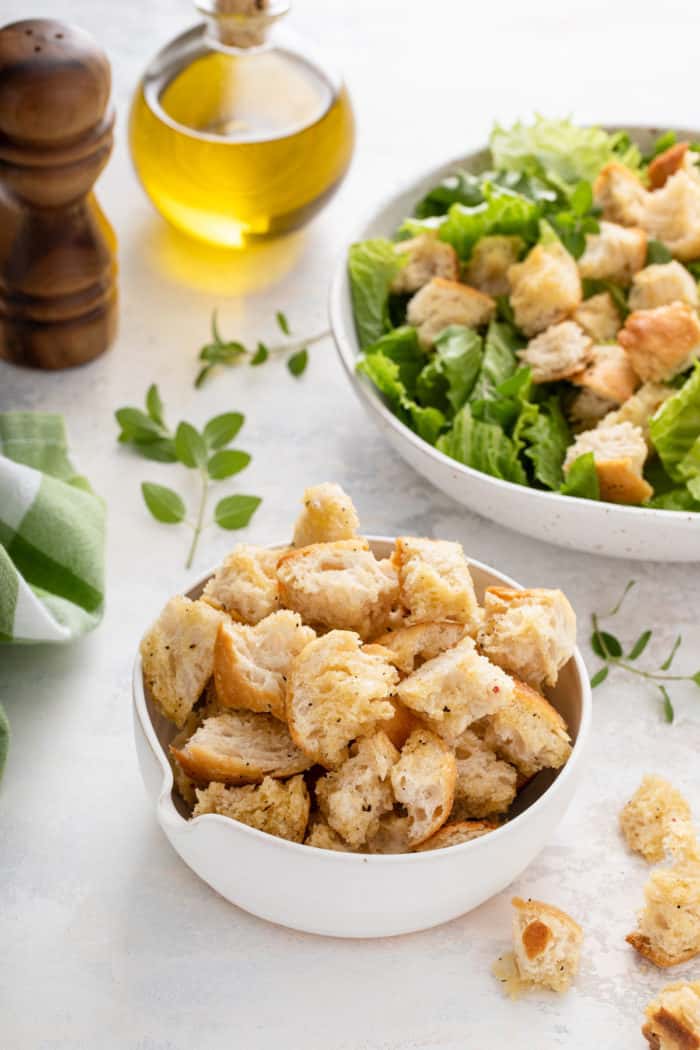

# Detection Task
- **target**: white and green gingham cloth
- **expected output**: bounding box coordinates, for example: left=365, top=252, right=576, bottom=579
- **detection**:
left=0, top=413, right=106, bottom=778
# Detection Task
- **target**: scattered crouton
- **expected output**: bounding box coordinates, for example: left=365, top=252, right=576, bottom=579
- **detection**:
left=620, top=775, right=693, bottom=863
left=193, top=775, right=310, bottom=842
left=286, top=630, right=398, bottom=768
left=629, top=261, right=699, bottom=312
left=406, top=277, right=496, bottom=348
left=573, top=292, right=621, bottom=343
left=601, top=381, right=674, bottom=445
left=463, top=235, right=523, bottom=297
left=649, top=141, right=691, bottom=190
left=451, top=729, right=518, bottom=817
left=568, top=388, right=618, bottom=432
left=571, top=342, right=639, bottom=405
left=390, top=234, right=460, bottom=294
left=518, top=321, right=593, bottom=383
left=277, top=539, right=398, bottom=640
left=372, top=621, right=467, bottom=675
left=477, top=587, right=577, bottom=690
left=578, top=221, right=647, bottom=285
left=213, top=611, right=315, bottom=721
left=507, top=242, right=582, bottom=336
left=171, top=710, right=312, bottom=784
left=393, top=537, right=481, bottom=631
left=390, top=728, right=457, bottom=846
left=415, top=819, right=498, bottom=851
left=315, top=732, right=399, bottom=847
left=474, top=677, right=572, bottom=780
left=563, top=421, right=653, bottom=505
left=202, top=545, right=281, bottom=624
left=140, top=596, right=227, bottom=727
left=641, top=170, right=700, bottom=261
left=292, top=482, right=360, bottom=547
left=643, top=980, right=700, bottom=1049
left=627, top=858, right=700, bottom=967
left=396, top=635, right=513, bottom=743
left=510, top=897, right=583, bottom=992
left=593, top=162, right=647, bottom=226
left=378, top=698, right=423, bottom=749
left=304, top=818, right=357, bottom=852
left=618, top=302, right=700, bottom=382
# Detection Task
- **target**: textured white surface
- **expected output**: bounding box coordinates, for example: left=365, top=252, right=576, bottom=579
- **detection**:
left=1, top=1, right=699, bottom=1047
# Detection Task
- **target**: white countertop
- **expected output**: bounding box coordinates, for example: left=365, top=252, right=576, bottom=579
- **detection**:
left=2, top=1, right=700, bottom=1046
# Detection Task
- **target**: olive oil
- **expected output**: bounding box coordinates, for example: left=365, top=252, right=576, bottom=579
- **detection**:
left=130, top=14, right=354, bottom=249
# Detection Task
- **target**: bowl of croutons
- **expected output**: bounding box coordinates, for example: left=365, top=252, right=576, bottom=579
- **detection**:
left=133, top=484, right=591, bottom=937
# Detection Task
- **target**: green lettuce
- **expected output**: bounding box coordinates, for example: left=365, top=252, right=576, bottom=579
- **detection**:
left=430, top=325, right=483, bottom=412
left=469, top=321, right=520, bottom=402
left=363, top=326, right=424, bottom=396
left=520, top=397, right=571, bottom=490
left=649, top=364, right=700, bottom=481
left=356, top=351, right=444, bottom=444
left=438, top=405, right=527, bottom=485
left=560, top=452, right=600, bottom=500
left=348, top=239, right=402, bottom=349
left=414, top=168, right=558, bottom=219
left=647, top=487, right=700, bottom=511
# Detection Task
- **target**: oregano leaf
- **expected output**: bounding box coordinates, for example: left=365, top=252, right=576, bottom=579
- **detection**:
left=251, top=342, right=269, bottom=366
left=214, top=494, right=262, bottom=530
left=627, top=630, right=652, bottom=660
left=175, top=422, right=207, bottom=469
left=203, top=412, right=244, bottom=450
left=287, top=348, right=308, bottom=377
left=207, top=449, right=251, bottom=480
left=659, top=685, right=674, bottom=724
left=141, top=482, right=185, bottom=524
left=146, top=384, right=165, bottom=427
left=276, top=311, right=291, bottom=335
left=591, top=630, right=622, bottom=660
left=660, top=635, right=682, bottom=671
left=590, top=666, right=609, bottom=688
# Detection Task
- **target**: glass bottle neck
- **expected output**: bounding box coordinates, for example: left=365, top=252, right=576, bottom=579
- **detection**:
left=195, top=0, right=291, bottom=50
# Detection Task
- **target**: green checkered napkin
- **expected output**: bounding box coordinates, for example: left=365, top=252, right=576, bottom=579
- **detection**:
left=0, top=413, right=106, bottom=779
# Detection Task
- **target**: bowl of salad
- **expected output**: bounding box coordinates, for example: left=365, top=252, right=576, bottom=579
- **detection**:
left=330, top=118, right=700, bottom=560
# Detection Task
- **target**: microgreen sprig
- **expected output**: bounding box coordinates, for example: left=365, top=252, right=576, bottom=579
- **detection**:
left=589, top=580, right=700, bottom=723
left=195, top=309, right=329, bottom=388
left=115, top=385, right=261, bottom=569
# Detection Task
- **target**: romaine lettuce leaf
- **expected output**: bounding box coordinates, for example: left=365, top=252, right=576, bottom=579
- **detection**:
left=560, top=452, right=600, bottom=499
left=469, top=321, right=521, bottom=402
left=432, top=325, right=483, bottom=412
left=356, top=351, right=445, bottom=444
left=348, top=239, right=402, bottom=349
left=414, top=168, right=558, bottom=219
left=439, top=405, right=527, bottom=485
left=520, top=397, right=570, bottom=490
left=647, top=486, right=700, bottom=511
left=649, top=363, right=700, bottom=481
left=363, top=326, right=424, bottom=397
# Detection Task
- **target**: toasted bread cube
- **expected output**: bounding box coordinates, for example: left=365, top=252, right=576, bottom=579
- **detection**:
left=214, top=611, right=315, bottom=721
left=463, top=235, right=523, bottom=297
left=477, top=587, right=577, bottom=690
left=367, top=812, right=412, bottom=854
left=416, top=819, right=498, bottom=852
left=601, top=382, right=674, bottom=446
left=649, top=142, right=691, bottom=190
left=518, top=321, right=593, bottom=383
left=406, top=277, right=496, bottom=348
left=571, top=342, right=639, bottom=405
left=286, top=630, right=398, bottom=768
left=563, top=420, right=652, bottom=505
left=193, top=775, right=310, bottom=842
left=396, top=636, right=513, bottom=743
left=620, top=775, right=694, bottom=863
left=292, top=482, right=360, bottom=548
left=511, top=897, right=583, bottom=992
left=277, top=540, right=397, bottom=640
left=578, top=221, right=647, bottom=285
left=372, top=621, right=468, bottom=675
left=643, top=981, right=700, bottom=1049
left=315, top=732, right=399, bottom=847
left=394, top=537, right=481, bottom=631
left=628, top=859, right=700, bottom=967
left=618, top=302, right=700, bottom=382
left=140, top=596, right=227, bottom=727
left=390, top=234, right=460, bottom=294
left=569, top=388, right=618, bottom=432
left=304, top=818, right=357, bottom=852
left=474, top=677, right=571, bottom=780
left=573, top=292, right=621, bottom=343
left=642, top=170, right=700, bottom=261
left=202, top=544, right=281, bottom=624
left=629, top=261, right=699, bottom=312
left=378, top=697, right=424, bottom=749
left=507, top=242, right=582, bottom=337
left=594, top=161, right=647, bottom=226
left=451, top=729, right=518, bottom=818
left=171, top=709, right=312, bottom=785
left=390, top=728, right=457, bottom=846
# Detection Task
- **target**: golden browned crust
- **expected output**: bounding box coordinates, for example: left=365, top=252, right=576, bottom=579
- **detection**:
left=522, top=919, right=553, bottom=960
left=512, top=896, right=583, bottom=936
left=618, top=302, right=700, bottom=383
left=571, top=343, right=639, bottom=405
left=627, top=931, right=700, bottom=968
left=595, top=458, right=654, bottom=504
left=649, top=142, right=690, bottom=190
left=414, top=819, right=497, bottom=851
left=643, top=1008, right=700, bottom=1050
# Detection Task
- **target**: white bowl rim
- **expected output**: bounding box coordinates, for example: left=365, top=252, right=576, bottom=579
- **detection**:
left=328, top=126, right=700, bottom=525
left=133, top=537, right=592, bottom=864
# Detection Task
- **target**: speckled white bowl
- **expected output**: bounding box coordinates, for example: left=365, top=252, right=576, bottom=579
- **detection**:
left=133, top=538, right=591, bottom=938
left=329, top=126, right=700, bottom=560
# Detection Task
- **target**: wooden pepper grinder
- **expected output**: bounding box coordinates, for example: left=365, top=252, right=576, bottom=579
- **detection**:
left=0, top=19, right=117, bottom=369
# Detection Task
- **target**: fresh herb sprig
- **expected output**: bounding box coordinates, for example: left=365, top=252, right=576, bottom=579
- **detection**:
left=589, top=580, right=700, bottom=722
left=195, top=310, right=328, bottom=388
left=116, top=385, right=261, bottom=569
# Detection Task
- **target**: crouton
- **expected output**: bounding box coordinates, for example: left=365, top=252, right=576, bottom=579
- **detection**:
left=629, top=261, right=699, bottom=312
left=171, top=709, right=312, bottom=785
left=649, top=142, right=691, bottom=190
left=415, top=819, right=498, bottom=851
left=277, top=540, right=398, bottom=640
left=396, top=635, right=513, bottom=743
left=315, top=732, right=399, bottom=847
left=292, top=482, right=360, bottom=548
left=571, top=342, right=639, bottom=405
left=406, top=277, right=496, bottom=348
left=451, top=729, right=518, bottom=818
left=202, top=544, right=281, bottom=624
left=379, top=698, right=423, bottom=749
left=390, top=728, right=457, bottom=846
left=568, top=388, right=617, bottom=432
left=474, top=677, right=572, bottom=780
left=286, top=630, right=398, bottom=768
left=573, top=291, right=621, bottom=343
left=372, top=621, right=468, bottom=675
left=304, top=818, right=357, bottom=852
left=463, top=235, right=523, bottom=297
left=563, top=421, right=653, bottom=505
left=169, top=712, right=202, bottom=805
left=578, top=221, right=647, bottom=285
left=601, top=381, right=674, bottom=445
left=393, top=537, right=481, bottom=631
left=507, top=242, right=582, bottom=336
left=367, top=812, right=412, bottom=854
left=213, top=611, right=315, bottom=721
left=193, top=775, right=310, bottom=842
left=510, top=897, right=583, bottom=992
left=642, top=170, right=700, bottom=261
left=627, top=858, right=700, bottom=967
left=594, top=161, right=647, bottom=226
left=140, top=596, right=227, bottom=727
left=517, top=321, right=593, bottom=383
left=477, top=587, right=577, bottom=690
left=390, top=234, right=460, bottom=294
left=620, top=775, right=693, bottom=863
left=619, top=301, right=700, bottom=387
left=642, top=981, right=700, bottom=1049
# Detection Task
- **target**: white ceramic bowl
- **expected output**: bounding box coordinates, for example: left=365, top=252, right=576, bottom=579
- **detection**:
left=133, top=538, right=591, bottom=938
left=330, top=126, right=700, bottom=561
